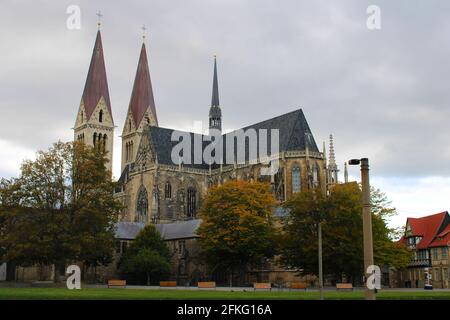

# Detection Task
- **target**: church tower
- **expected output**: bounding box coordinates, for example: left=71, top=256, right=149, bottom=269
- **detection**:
left=209, top=56, right=222, bottom=133
left=74, top=29, right=114, bottom=173
left=121, top=37, right=158, bottom=171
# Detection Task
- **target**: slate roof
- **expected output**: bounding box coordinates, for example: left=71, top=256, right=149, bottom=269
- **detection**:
left=81, top=30, right=112, bottom=121
left=115, top=221, right=145, bottom=240
left=156, top=219, right=202, bottom=240
left=128, top=42, right=158, bottom=127
left=144, top=108, right=319, bottom=169
left=115, top=220, right=202, bottom=241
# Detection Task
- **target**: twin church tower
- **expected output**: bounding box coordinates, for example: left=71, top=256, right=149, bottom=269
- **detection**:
left=73, top=29, right=222, bottom=173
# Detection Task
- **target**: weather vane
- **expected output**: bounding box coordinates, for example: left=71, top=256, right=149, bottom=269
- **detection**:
left=96, top=11, right=103, bottom=29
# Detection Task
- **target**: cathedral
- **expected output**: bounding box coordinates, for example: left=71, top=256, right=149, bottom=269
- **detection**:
left=73, top=29, right=344, bottom=284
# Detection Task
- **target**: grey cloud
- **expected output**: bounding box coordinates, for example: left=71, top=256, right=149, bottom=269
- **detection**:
left=0, top=0, right=450, bottom=179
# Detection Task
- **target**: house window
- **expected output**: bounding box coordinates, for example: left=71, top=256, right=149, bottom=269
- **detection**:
left=433, top=249, right=439, bottom=261
left=99, top=110, right=103, bottom=123
left=292, top=166, right=301, bottom=193
left=434, top=269, right=441, bottom=281
left=165, top=182, right=172, bottom=199
left=136, top=186, right=148, bottom=223
left=186, top=188, right=196, bottom=218
left=93, top=132, right=97, bottom=146
left=442, top=248, right=448, bottom=260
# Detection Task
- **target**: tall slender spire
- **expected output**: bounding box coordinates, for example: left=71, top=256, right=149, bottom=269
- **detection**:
left=211, top=56, right=220, bottom=107
left=128, top=41, right=158, bottom=127
left=328, top=134, right=339, bottom=184
left=75, top=28, right=114, bottom=173
left=329, top=134, right=336, bottom=167
left=209, top=56, right=222, bottom=133
left=81, top=30, right=112, bottom=122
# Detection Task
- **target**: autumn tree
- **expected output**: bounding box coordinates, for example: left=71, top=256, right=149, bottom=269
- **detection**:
left=280, top=183, right=410, bottom=284
left=0, top=141, right=121, bottom=281
left=197, top=180, right=277, bottom=286
left=119, top=224, right=171, bottom=285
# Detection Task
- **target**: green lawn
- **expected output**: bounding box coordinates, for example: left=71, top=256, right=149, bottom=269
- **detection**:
left=0, top=288, right=449, bottom=300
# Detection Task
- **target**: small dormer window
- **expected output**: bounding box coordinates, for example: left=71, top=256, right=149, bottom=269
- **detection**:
left=99, top=110, right=103, bottom=123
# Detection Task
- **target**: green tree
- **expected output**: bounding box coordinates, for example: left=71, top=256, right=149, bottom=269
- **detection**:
left=71, top=142, right=121, bottom=275
left=197, top=180, right=277, bottom=286
left=371, top=187, right=411, bottom=269
left=0, top=141, right=121, bottom=281
left=119, top=224, right=171, bottom=285
left=280, top=183, right=410, bottom=284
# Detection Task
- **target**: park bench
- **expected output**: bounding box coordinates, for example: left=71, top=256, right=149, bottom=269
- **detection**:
left=290, top=282, right=308, bottom=291
left=198, top=281, right=216, bottom=289
left=253, top=283, right=272, bottom=291
left=160, top=281, right=177, bottom=287
left=336, top=283, right=353, bottom=291
left=107, top=279, right=126, bottom=288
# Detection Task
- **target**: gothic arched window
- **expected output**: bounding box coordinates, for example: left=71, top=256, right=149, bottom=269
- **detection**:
left=136, top=186, right=148, bottom=223
left=130, top=141, right=133, bottom=160
left=93, top=132, right=97, bottom=146
left=186, top=188, right=197, bottom=218
left=292, top=166, right=301, bottom=193
left=274, top=168, right=285, bottom=201
left=99, top=110, right=103, bottom=123
left=165, top=182, right=172, bottom=199
left=313, top=163, right=319, bottom=187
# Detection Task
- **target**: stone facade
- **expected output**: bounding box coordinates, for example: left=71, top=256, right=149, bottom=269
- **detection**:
left=74, top=98, right=114, bottom=172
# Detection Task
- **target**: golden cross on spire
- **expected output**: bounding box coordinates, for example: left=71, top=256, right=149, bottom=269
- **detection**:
left=96, top=11, right=103, bottom=29
left=142, top=24, right=147, bottom=40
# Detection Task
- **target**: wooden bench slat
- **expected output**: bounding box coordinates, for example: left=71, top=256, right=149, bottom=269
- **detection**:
left=198, top=281, right=216, bottom=289
left=336, top=283, right=353, bottom=290
left=253, top=283, right=272, bottom=290
left=108, top=280, right=126, bottom=287
left=160, top=281, right=177, bottom=287
left=290, top=282, right=308, bottom=289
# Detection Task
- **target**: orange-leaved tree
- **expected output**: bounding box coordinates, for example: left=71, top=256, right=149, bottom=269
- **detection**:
left=197, top=180, right=277, bottom=286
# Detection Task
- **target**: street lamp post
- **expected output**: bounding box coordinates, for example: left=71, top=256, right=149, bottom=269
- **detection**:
left=349, top=158, right=375, bottom=300
left=318, top=222, right=324, bottom=300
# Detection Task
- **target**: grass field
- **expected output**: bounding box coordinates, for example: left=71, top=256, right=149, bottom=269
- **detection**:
left=0, top=288, right=450, bottom=300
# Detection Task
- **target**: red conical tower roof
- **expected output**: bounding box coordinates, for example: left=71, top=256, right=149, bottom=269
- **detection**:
left=81, top=30, right=112, bottom=121
left=128, top=42, right=158, bottom=126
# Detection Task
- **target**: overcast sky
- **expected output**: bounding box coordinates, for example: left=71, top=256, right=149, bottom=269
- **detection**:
left=1, top=0, right=449, bottom=228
